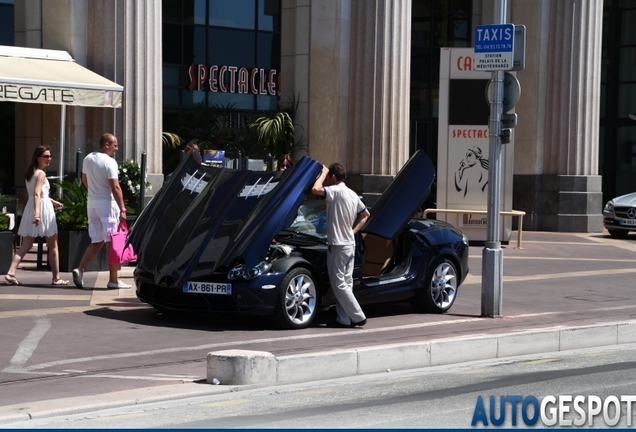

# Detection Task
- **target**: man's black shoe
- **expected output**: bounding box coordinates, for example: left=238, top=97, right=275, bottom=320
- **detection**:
left=326, top=320, right=354, bottom=328
left=352, top=318, right=367, bottom=327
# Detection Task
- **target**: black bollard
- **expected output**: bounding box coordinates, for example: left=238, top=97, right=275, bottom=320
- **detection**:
left=75, top=149, right=83, bottom=182
left=139, top=151, right=147, bottom=214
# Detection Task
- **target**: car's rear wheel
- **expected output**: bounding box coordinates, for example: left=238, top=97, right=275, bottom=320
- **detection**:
left=412, top=258, right=458, bottom=313
left=274, top=267, right=320, bottom=329
left=608, top=228, right=629, bottom=238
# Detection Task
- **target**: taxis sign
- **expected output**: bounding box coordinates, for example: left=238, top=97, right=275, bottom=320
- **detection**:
left=474, top=24, right=514, bottom=71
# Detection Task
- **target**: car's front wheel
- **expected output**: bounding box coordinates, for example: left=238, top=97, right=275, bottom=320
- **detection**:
left=412, top=258, right=458, bottom=313
left=274, top=267, right=320, bottom=329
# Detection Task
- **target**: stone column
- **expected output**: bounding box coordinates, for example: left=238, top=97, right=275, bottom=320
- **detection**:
left=13, top=0, right=162, bottom=196
left=305, top=0, right=352, bottom=166
left=512, top=0, right=603, bottom=232
left=86, top=0, right=163, bottom=190
left=345, top=0, right=411, bottom=203
left=280, top=0, right=310, bottom=162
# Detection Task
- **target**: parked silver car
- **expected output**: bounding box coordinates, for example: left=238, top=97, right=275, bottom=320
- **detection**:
left=603, top=192, right=636, bottom=238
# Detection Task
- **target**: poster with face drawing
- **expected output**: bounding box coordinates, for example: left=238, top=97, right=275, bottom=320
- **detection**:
left=448, top=126, right=490, bottom=206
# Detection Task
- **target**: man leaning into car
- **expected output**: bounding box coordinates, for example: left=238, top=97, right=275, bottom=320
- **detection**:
left=312, top=163, right=370, bottom=328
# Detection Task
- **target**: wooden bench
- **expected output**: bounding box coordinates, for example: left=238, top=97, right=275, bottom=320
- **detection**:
left=422, top=208, right=526, bottom=249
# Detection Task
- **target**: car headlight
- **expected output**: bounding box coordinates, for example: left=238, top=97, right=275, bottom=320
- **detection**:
left=245, top=261, right=272, bottom=280
left=603, top=201, right=614, bottom=213
left=462, top=234, right=469, bottom=246
left=227, top=264, right=246, bottom=280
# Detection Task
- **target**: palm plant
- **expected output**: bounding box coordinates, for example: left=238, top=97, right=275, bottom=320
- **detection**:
left=248, top=93, right=306, bottom=158
left=162, top=132, right=183, bottom=149
left=162, top=102, right=256, bottom=173
left=249, top=111, right=295, bottom=157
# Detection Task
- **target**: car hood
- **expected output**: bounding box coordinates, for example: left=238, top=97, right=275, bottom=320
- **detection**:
left=611, top=192, right=636, bottom=207
left=362, top=150, right=435, bottom=239
left=128, top=155, right=323, bottom=286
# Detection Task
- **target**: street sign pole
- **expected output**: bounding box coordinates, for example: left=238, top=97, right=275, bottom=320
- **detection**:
left=481, top=0, right=508, bottom=317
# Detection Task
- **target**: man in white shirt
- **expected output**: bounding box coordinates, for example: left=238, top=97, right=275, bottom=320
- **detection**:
left=312, top=163, right=370, bottom=327
left=72, top=133, right=131, bottom=290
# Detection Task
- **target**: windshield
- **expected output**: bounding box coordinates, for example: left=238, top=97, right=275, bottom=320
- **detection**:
left=282, top=198, right=328, bottom=242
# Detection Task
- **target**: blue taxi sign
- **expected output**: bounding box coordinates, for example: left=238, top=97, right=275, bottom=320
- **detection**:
left=474, top=24, right=514, bottom=71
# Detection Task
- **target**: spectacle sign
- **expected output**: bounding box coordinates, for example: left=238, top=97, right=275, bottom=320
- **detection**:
left=474, top=24, right=514, bottom=71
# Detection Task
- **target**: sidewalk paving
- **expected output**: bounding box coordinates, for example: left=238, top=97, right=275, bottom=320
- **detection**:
left=1, top=230, right=636, bottom=423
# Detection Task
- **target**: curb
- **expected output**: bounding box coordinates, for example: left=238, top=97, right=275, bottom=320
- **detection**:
left=2, top=319, right=636, bottom=424
left=206, top=320, right=636, bottom=386
left=0, top=382, right=237, bottom=424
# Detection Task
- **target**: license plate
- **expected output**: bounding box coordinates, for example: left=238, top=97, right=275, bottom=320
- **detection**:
left=183, top=281, right=232, bottom=295
left=619, top=219, right=636, bottom=226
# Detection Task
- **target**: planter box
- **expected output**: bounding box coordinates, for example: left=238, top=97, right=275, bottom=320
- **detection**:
left=0, top=231, right=13, bottom=274
left=58, top=230, right=109, bottom=273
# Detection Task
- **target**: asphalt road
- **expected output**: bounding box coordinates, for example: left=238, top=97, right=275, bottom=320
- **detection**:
left=5, top=343, right=636, bottom=428
left=1, top=230, right=636, bottom=416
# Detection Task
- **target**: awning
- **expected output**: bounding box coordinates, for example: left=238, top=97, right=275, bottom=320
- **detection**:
left=0, top=45, right=123, bottom=108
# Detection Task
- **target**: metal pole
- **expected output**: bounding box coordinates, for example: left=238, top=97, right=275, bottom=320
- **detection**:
left=139, top=151, right=147, bottom=214
left=75, top=149, right=83, bottom=182
left=58, top=105, right=66, bottom=199
left=481, top=0, right=507, bottom=318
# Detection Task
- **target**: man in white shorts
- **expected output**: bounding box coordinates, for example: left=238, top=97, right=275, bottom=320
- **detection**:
left=312, top=162, right=370, bottom=328
left=72, top=133, right=131, bottom=290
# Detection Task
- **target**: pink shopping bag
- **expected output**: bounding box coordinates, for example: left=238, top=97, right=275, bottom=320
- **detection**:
left=109, top=221, right=138, bottom=264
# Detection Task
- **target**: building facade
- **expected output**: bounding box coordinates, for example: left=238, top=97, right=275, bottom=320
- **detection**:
left=0, top=0, right=631, bottom=233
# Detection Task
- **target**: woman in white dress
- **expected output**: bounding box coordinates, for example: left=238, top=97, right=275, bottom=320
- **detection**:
left=4, top=146, right=69, bottom=285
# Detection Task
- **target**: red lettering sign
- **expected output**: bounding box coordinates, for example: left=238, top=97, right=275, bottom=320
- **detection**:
left=218, top=66, right=228, bottom=92
left=188, top=63, right=280, bottom=96
left=452, top=128, right=489, bottom=138
left=456, top=56, right=473, bottom=71
left=228, top=66, right=238, bottom=93
left=188, top=64, right=196, bottom=90
left=238, top=67, right=249, bottom=93
left=209, top=65, right=218, bottom=92
left=198, top=65, right=208, bottom=91
left=268, top=70, right=276, bottom=96
left=250, top=68, right=258, bottom=94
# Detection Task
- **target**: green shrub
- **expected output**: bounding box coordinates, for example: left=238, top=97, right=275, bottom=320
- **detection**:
left=119, top=159, right=151, bottom=211
left=52, top=180, right=88, bottom=231
left=0, top=194, right=15, bottom=231
left=0, top=214, right=8, bottom=231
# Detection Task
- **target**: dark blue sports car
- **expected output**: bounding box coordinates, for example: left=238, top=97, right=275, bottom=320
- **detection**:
left=128, top=150, right=469, bottom=329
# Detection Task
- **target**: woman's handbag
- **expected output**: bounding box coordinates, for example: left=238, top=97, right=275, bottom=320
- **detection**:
left=109, top=221, right=138, bottom=265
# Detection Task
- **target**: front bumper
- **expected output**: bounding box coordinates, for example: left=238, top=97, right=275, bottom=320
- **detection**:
left=603, top=214, right=636, bottom=231
left=134, top=269, right=286, bottom=316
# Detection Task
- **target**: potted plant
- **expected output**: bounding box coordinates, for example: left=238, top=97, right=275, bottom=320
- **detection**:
left=118, top=159, right=151, bottom=216
left=248, top=94, right=306, bottom=161
left=53, top=180, right=109, bottom=272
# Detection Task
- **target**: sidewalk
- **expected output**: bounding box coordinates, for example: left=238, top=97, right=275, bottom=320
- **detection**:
left=1, top=230, right=636, bottom=423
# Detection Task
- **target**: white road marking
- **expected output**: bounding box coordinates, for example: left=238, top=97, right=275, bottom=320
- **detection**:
left=150, top=374, right=200, bottom=378
left=80, top=374, right=198, bottom=382
left=461, top=267, right=636, bottom=285
left=3, top=316, right=51, bottom=373
left=17, top=317, right=484, bottom=372
left=12, top=306, right=636, bottom=374
left=468, top=255, right=636, bottom=262
left=0, top=294, right=91, bottom=301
